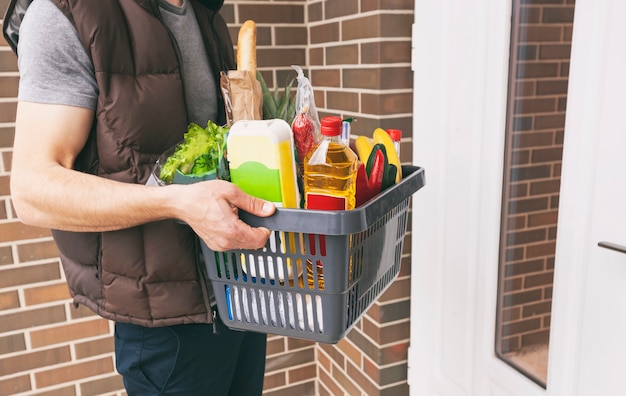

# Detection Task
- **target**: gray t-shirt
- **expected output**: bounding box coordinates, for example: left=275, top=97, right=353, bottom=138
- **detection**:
left=17, top=0, right=218, bottom=125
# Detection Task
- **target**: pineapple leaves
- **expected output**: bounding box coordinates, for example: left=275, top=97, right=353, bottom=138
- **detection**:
left=257, top=71, right=296, bottom=125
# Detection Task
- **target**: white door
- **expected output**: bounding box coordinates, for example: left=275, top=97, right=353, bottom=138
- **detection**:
left=409, top=0, right=626, bottom=395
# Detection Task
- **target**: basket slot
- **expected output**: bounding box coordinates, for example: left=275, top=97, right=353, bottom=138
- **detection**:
left=224, top=284, right=324, bottom=333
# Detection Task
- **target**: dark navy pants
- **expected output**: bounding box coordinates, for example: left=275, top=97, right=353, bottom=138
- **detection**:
left=114, top=318, right=267, bottom=396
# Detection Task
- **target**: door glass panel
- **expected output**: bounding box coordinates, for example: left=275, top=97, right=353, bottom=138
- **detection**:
left=495, top=0, right=576, bottom=387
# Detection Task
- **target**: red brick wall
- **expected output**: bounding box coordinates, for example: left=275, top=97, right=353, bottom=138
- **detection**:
left=0, top=1, right=415, bottom=394
left=498, top=0, right=574, bottom=354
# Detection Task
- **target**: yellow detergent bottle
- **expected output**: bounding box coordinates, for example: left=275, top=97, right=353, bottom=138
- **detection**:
left=227, top=119, right=300, bottom=282
left=227, top=119, right=300, bottom=208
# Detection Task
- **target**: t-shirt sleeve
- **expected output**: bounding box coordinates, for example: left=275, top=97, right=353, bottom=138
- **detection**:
left=17, top=0, right=98, bottom=109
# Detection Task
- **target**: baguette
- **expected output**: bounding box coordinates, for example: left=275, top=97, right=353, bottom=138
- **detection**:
left=237, top=20, right=257, bottom=73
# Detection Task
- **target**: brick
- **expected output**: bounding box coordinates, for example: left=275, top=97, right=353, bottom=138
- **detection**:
left=310, top=23, right=340, bottom=44
left=69, top=303, right=99, bottom=320
left=530, top=179, right=561, bottom=195
left=344, top=67, right=412, bottom=90
left=75, top=336, right=115, bottom=360
left=501, top=306, right=522, bottom=323
left=535, top=113, right=566, bottom=129
left=34, top=356, right=114, bottom=388
left=512, top=116, right=533, bottom=131
left=532, top=147, right=563, bottom=164
left=335, top=338, right=362, bottom=367
left=504, top=259, right=545, bottom=276
left=519, top=6, right=541, bottom=23
left=365, top=299, right=410, bottom=324
left=346, top=359, right=378, bottom=395
left=0, top=101, right=16, bottom=123
left=542, top=7, right=575, bottom=23
left=238, top=4, right=304, bottom=24
left=318, top=343, right=346, bottom=369
left=380, top=383, right=410, bottom=396
left=265, top=348, right=315, bottom=373
left=17, top=239, right=61, bottom=263
left=311, top=68, right=340, bottom=87
left=275, top=26, right=307, bottom=45
left=536, top=79, right=569, bottom=95
left=515, top=80, right=536, bottom=97
left=521, top=329, right=550, bottom=346
left=522, top=301, right=553, bottom=318
left=524, top=271, right=554, bottom=289
left=308, top=1, right=323, bottom=22
left=30, top=318, right=111, bottom=348
left=507, top=228, right=547, bottom=246
left=501, top=317, right=542, bottom=335
left=539, top=44, right=572, bottom=60
left=318, top=369, right=344, bottom=396
left=505, top=246, right=525, bottom=262
left=362, top=0, right=413, bottom=11
left=0, top=333, right=26, bottom=354
left=286, top=337, right=315, bottom=351
left=330, top=362, right=362, bottom=395
left=32, top=386, right=77, bottom=396
left=325, top=0, right=358, bottom=18
left=326, top=90, right=359, bottom=112
left=378, top=341, right=408, bottom=365
left=528, top=210, right=559, bottom=227
left=514, top=97, right=557, bottom=114
left=0, top=289, right=19, bottom=310
left=509, top=182, right=529, bottom=199
left=266, top=337, right=286, bottom=356
left=361, top=92, right=413, bottom=115
left=0, top=262, right=61, bottom=289
left=510, top=165, right=552, bottom=182
left=517, top=44, right=537, bottom=61
left=0, top=346, right=71, bottom=376
left=4, top=150, right=13, bottom=172
left=0, top=375, right=31, bottom=395
left=308, top=47, right=324, bottom=66
left=287, top=363, right=316, bottom=383
left=0, top=305, right=66, bottom=333
left=0, top=127, right=15, bottom=148
left=519, top=26, right=563, bottom=42
left=515, top=131, right=555, bottom=147
left=0, top=175, right=9, bottom=196
left=361, top=41, right=412, bottom=64
left=526, top=241, right=556, bottom=258
left=510, top=149, right=531, bottom=166
left=326, top=44, right=359, bottom=65
left=79, top=374, right=124, bottom=396
left=344, top=14, right=413, bottom=40
left=508, top=196, right=549, bottom=215
left=506, top=214, right=527, bottom=231
left=500, top=336, right=520, bottom=354
left=516, top=62, right=560, bottom=79
left=0, top=76, right=18, bottom=98
left=0, top=221, right=51, bottom=243
left=24, top=282, right=71, bottom=306
left=257, top=48, right=306, bottom=68
left=0, top=50, right=18, bottom=72
left=503, top=277, right=523, bottom=292
left=262, top=371, right=286, bottom=390
left=378, top=277, right=410, bottom=302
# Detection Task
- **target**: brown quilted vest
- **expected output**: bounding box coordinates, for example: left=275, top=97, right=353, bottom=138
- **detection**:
left=34, top=0, right=235, bottom=326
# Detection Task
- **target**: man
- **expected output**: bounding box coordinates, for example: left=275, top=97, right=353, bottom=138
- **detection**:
left=4, top=0, right=274, bottom=394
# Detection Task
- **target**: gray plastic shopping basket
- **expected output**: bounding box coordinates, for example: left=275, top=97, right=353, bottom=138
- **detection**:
left=201, top=165, right=425, bottom=343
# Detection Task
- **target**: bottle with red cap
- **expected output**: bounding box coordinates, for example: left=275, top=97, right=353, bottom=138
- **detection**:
left=386, top=129, right=402, bottom=158
left=303, top=116, right=359, bottom=210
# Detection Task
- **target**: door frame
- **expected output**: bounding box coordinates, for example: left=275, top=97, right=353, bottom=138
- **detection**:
left=409, top=0, right=546, bottom=394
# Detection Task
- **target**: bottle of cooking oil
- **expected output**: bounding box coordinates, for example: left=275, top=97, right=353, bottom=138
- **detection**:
left=303, top=116, right=359, bottom=211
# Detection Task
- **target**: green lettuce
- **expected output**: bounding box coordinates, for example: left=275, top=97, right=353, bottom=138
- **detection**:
left=159, top=121, right=229, bottom=183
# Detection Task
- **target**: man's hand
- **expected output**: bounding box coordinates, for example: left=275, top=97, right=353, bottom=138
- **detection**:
left=173, top=180, right=276, bottom=251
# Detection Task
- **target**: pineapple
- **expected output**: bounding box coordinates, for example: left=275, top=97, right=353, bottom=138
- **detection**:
left=257, top=71, right=296, bottom=124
